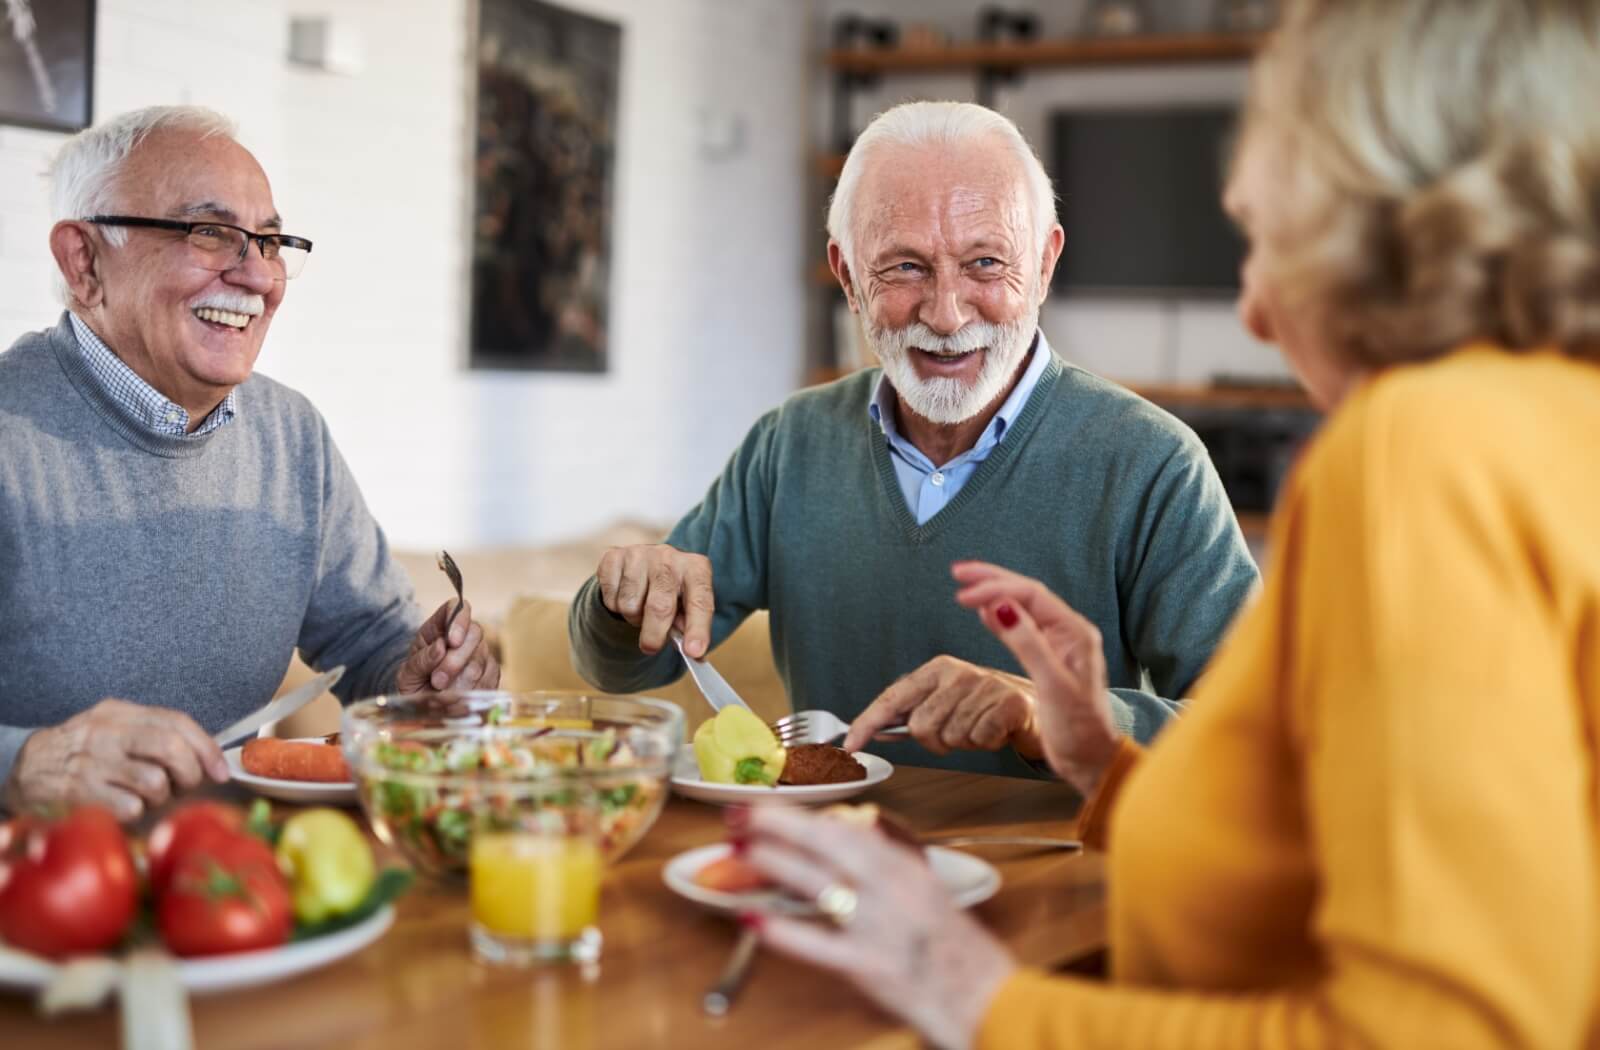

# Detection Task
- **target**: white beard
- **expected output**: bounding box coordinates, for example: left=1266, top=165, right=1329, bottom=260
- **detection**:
left=865, top=308, right=1039, bottom=426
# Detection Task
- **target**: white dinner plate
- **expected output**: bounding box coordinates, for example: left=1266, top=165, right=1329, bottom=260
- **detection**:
left=0, top=904, right=394, bottom=997
left=670, top=750, right=893, bottom=806
left=663, top=843, right=1000, bottom=915
left=224, top=738, right=357, bottom=805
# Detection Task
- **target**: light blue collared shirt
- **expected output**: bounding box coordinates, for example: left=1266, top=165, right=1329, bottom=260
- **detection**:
left=68, top=312, right=237, bottom=436
left=868, top=332, right=1052, bottom=524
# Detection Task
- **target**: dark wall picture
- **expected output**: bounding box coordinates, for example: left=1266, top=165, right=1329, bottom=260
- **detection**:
left=1, top=0, right=95, bottom=132
left=470, top=0, right=620, bottom=372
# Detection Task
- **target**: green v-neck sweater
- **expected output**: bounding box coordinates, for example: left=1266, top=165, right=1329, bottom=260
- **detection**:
left=571, top=354, right=1259, bottom=779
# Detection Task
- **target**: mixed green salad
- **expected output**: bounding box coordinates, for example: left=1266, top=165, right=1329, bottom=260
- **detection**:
left=357, top=724, right=665, bottom=872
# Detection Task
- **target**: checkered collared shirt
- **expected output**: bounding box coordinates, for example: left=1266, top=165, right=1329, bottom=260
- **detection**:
left=68, top=313, right=237, bottom=436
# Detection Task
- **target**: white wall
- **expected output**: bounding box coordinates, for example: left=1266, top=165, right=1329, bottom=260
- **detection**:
left=0, top=0, right=810, bottom=549
left=813, top=0, right=1291, bottom=386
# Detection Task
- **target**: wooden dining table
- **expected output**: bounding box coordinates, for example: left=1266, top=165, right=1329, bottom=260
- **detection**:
left=3, top=766, right=1105, bottom=1050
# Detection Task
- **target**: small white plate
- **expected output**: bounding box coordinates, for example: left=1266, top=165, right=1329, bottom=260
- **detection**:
left=0, top=904, right=394, bottom=997
left=663, top=843, right=1000, bottom=915
left=670, top=751, right=893, bottom=806
left=224, top=738, right=357, bottom=806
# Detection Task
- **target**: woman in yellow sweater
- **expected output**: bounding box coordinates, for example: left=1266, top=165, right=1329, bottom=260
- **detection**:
left=735, top=1, right=1600, bottom=1047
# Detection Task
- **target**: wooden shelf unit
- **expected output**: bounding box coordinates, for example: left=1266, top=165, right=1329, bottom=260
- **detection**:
left=1125, top=382, right=1314, bottom=412
left=825, top=31, right=1263, bottom=75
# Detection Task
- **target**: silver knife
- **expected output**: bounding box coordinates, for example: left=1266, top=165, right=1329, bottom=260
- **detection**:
left=702, top=926, right=760, bottom=1016
left=923, top=834, right=1083, bottom=852
left=212, top=666, right=344, bottom=748
left=670, top=630, right=751, bottom=713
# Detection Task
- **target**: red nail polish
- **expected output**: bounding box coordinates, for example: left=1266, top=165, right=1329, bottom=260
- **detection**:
left=730, top=836, right=749, bottom=856
left=737, top=911, right=764, bottom=932
left=996, top=604, right=1019, bottom=629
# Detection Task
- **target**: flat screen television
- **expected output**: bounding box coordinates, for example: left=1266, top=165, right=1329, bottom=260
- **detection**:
left=1050, top=107, right=1244, bottom=296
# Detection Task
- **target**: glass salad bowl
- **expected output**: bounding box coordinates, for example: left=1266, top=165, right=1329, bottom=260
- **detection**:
left=341, top=691, right=684, bottom=877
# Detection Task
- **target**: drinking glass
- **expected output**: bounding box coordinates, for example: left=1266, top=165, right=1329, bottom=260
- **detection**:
left=469, top=779, right=603, bottom=966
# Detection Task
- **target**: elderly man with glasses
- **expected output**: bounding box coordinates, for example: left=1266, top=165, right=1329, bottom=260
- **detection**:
left=0, top=105, right=497, bottom=820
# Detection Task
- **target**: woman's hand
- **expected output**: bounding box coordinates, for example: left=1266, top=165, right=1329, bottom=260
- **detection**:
left=952, top=561, right=1121, bottom=796
left=738, top=805, right=1017, bottom=1050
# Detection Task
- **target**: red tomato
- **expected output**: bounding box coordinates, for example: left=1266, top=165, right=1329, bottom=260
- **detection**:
left=0, top=807, right=138, bottom=958
left=146, top=802, right=248, bottom=895
left=157, top=833, right=292, bottom=957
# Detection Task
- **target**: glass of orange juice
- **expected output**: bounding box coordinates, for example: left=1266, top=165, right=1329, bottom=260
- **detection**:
left=469, top=780, right=603, bottom=966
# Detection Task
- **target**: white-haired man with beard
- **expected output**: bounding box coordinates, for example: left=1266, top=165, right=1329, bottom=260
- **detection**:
left=569, top=101, right=1258, bottom=779
left=0, top=106, right=498, bottom=819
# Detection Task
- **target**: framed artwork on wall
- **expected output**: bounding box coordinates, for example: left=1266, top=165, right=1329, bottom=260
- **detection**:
left=469, top=0, right=621, bottom=373
left=1, top=0, right=95, bottom=133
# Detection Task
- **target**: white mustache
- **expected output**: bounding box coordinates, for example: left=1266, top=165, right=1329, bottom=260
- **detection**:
left=866, top=312, right=1037, bottom=426
left=873, top=320, right=1012, bottom=357
left=191, top=292, right=264, bottom=316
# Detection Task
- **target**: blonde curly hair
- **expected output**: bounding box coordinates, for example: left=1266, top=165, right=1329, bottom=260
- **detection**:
left=1241, top=0, right=1600, bottom=366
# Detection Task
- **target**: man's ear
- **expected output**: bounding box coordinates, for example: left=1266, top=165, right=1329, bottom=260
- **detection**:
left=49, top=221, right=102, bottom=308
left=1037, top=223, right=1065, bottom=302
left=827, top=240, right=861, bottom=314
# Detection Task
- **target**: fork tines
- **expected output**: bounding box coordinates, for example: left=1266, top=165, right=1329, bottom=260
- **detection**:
left=769, top=716, right=807, bottom=745
left=437, top=549, right=465, bottom=630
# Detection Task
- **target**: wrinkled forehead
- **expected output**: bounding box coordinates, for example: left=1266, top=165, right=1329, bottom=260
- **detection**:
left=854, top=139, right=1033, bottom=254
left=114, top=129, right=280, bottom=228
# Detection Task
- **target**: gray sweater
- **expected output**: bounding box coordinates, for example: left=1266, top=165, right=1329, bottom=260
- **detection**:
left=0, top=314, right=421, bottom=785
left=571, top=353, right=1260, bottom=778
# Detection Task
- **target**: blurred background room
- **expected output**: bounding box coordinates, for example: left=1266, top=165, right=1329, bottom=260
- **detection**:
left=0, top=0, right=1307, bottom=683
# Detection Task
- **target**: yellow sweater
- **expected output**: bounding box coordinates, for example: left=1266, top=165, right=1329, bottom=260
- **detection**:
left=979, top=348, right=1600, bottom=1049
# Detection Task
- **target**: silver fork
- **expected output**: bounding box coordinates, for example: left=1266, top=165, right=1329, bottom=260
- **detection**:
left=436, top=550, right=464, bottom=631
left=770, top=709, right=911, bottom=747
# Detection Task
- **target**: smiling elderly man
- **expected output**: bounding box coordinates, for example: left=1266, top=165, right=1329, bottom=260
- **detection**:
left=0, top=106, right=497, bottom=818
left=570, top=101, right=1258, bottom=779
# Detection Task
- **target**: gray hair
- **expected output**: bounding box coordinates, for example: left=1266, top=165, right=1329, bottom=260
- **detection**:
left=826, top=101, right=1056, bottom=271
left=1244, top=0, right=1600, bottom=366
left=48, top=105, right=238, bottom=304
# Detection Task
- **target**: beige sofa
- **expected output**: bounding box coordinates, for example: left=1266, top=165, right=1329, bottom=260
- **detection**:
left=272, top=522, right=789, bottom=738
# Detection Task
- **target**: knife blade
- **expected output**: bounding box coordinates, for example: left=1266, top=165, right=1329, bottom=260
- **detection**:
left=670, top=630, right=752, bottom=713
left=212, top=666, right=345, bottom=748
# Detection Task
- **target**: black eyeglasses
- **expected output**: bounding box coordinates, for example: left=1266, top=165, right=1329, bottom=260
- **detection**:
left=85, top=215, right=313, bottom=280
